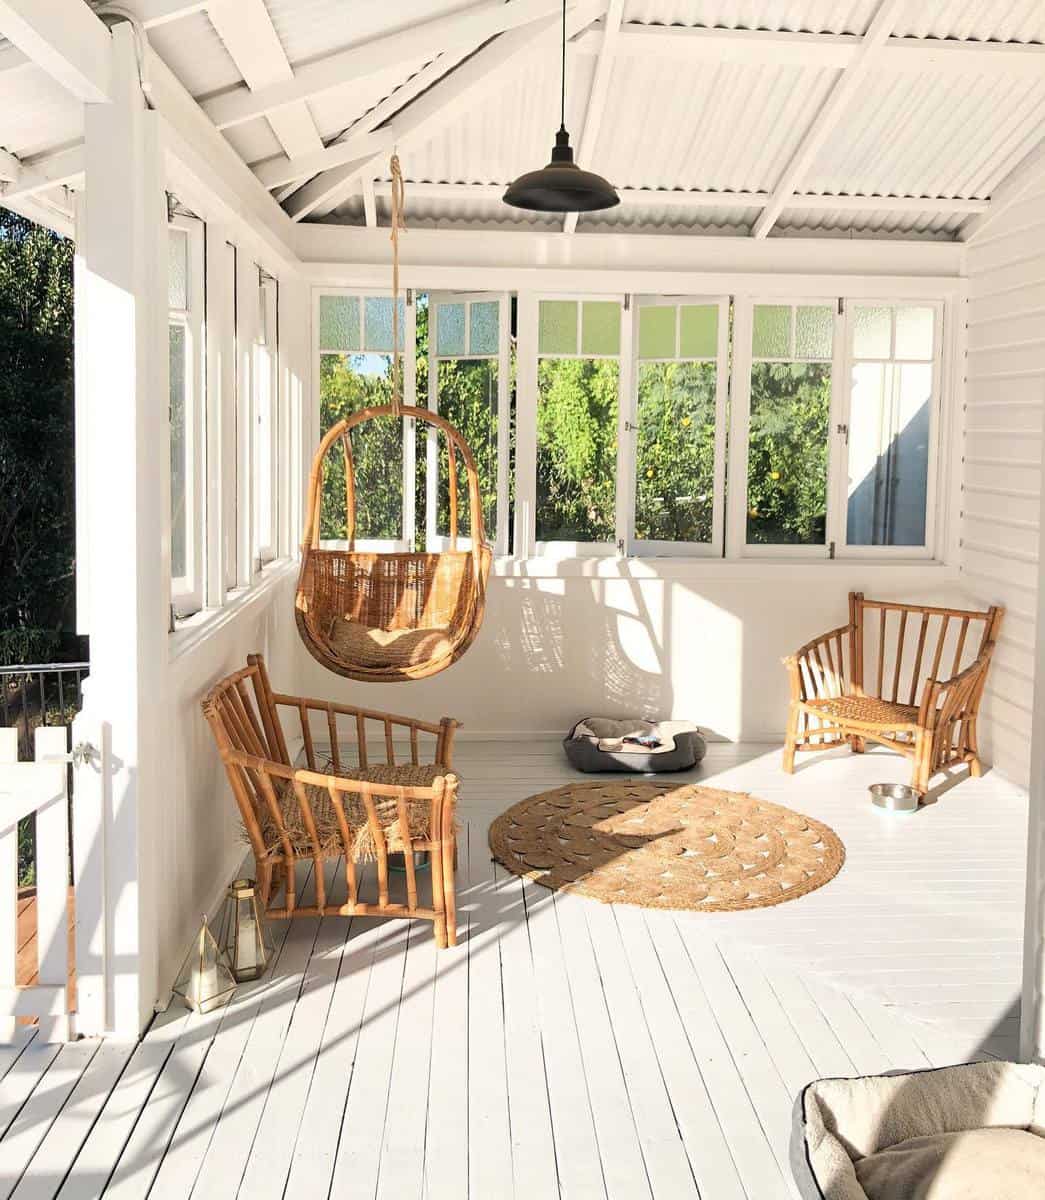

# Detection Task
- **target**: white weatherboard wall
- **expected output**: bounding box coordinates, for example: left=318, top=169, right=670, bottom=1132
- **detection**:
left=962, top=186, right=1045, bottom=791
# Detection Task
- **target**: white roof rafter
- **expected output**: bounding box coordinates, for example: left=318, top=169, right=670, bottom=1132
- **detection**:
left=752, top=0, right=904, bottom=239
left=0, top=0, right=112, bottom=102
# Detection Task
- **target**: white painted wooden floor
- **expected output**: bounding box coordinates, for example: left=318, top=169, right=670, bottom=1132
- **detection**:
left=0, top=741, right=1028, bottom=1199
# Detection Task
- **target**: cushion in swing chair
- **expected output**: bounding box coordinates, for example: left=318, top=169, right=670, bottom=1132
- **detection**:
left=325, top=615, right=455, bottom=670
left=564, top=717, right=706, bottom=773
left=792, top=1060, right=1045, bottom=1200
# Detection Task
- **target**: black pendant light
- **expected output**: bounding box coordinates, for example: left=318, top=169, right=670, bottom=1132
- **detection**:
left=503, top=0, right=620, bottom=214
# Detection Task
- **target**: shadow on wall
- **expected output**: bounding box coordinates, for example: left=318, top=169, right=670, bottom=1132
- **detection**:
left=846, top=400, right=930, bottom=548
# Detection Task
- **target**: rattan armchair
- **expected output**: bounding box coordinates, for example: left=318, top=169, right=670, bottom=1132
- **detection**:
left=783, top=592, right=1003, bottom=795
left=202, top=655, right=460, bottom=947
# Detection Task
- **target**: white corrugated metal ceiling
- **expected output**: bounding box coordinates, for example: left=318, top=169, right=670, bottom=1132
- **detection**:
left=2, top=0, right=1044, bottom=241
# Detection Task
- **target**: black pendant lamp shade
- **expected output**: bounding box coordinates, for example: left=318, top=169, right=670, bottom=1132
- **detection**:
left=503, top=126, right=620, bottom=213
left=502, top=0, right=619, bottom=214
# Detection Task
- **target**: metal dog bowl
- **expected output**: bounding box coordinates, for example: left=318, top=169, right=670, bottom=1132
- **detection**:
left=870, top=782, right=920, bottom=813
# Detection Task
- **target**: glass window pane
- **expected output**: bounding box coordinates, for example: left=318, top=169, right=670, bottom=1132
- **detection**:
left=635, top=362, right=716, bottom=543
left=319, top=352, right=402, bottom=540
left=364, top=296, right=406, bottom=352
left=539, top=300, right=577, bottom=355
left=168, top=229, right=188, bottom=310
left=638, top=306, right=676, bottom=359
left=679, top=304, right=718, bottom=358
left=469, top=300, right=499, bottom=355
left=746, top=362, right=830, bottom=545
left=852, top=305, right=891, bottom=358
left=846, top=362, right=931, bottom=546
left=536, top=358, right=618, bottom=542
left=319, top=295, right=360, bottom=352
left=752, top=305, right=792, bottom=358
left=894, top=306, right=934, bottom=360
left=581, top=301, right=621, bottom=356
left=169, top=324, right=188, bottom=579
left=435, top=302, right=465, bottom=356
left=436, top=359, right=498, bottom=539
left=795, top=305, right=833, bottom=359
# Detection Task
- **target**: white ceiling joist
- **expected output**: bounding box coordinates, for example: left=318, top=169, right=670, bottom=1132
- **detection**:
left=752, top=0, right=903, bottom=239
left=369, top=179, right=989, bottom=216
left=0, top=143, right=83, bottom=202
left=205, top=0, right=323, bottom=159
left=0, top=0, right=112, bottom=102
left=202, top=0, right=571, bottom=132
left=253, top=132, right=388, bottom=190
left=562, top=0, right=623, bottom=236
left=572, top=22, right=1045, bottom=75
left=285, top=0, right=608, bottom=223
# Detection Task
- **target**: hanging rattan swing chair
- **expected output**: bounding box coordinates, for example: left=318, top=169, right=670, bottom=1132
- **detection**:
left=294, top=158, right=492, bottom=683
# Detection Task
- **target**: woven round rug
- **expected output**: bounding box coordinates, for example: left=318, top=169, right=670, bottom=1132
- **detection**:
left=489, top=781, right=845, bottom=912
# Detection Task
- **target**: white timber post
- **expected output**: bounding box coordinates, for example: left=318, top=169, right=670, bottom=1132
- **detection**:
left=75, top=22, right=169, bottom=1039
left=513, top=292, right=538, bottom=559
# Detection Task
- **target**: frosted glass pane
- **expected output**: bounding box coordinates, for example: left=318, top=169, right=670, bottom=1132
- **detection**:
left=539, top=300, right=577, bottom=354
left=795, top=306, right=833, bottom=359
left=638, top=307, right=676, bottom=358
left=752, top=305, right=791, bottom=358
left=436, top=302, right=465, bottom=356
left=894, top=306, right=934, bottom=360
left=582, top=301, right=620, bottom=355
left=680, top=305, right=718, bottom=358
left=364, top=296, right=406, bottom=351
left=169, top=324, right=187, bottom=579
left=469, top=300, right=499, bottom=355
left=168, top=229, right=188, bottom=310
left=319, top=295, right=360, bottom=351
left=853, top=306, right=891, bottom=358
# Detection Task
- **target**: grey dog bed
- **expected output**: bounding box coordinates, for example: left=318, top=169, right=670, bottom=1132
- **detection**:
left=564, top=717, right=706, bottom=773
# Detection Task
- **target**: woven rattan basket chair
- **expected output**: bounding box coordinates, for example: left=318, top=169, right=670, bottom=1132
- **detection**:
left=783, top=592, right=1003, bottom=795
left=202, top=655, right=461, bottom=946
left=296, top=404, right=492, bottom=683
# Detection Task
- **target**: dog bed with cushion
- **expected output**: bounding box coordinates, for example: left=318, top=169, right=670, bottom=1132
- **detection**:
left=792, top=1060, right=1045, bottom=1200
left=564, top=718, right=706, bottom=773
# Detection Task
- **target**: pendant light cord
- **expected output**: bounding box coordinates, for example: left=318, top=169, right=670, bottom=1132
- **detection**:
left=559, top=0, right=566, bottom=130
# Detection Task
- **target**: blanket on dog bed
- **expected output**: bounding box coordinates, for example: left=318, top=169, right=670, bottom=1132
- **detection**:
left=564, top=717, right=706, bottom=773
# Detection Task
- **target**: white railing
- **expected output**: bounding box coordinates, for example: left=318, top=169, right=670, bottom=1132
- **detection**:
left=0, top=726, right=71, bottom=1042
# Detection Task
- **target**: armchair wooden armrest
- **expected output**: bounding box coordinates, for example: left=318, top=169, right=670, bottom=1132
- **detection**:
left=783, top=623, right=855, bottom=703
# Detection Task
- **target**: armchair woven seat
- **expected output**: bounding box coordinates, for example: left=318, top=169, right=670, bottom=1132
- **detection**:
left=202, top=655, right=462, bottom=947
left=784, top=592, right=1003, bottom=795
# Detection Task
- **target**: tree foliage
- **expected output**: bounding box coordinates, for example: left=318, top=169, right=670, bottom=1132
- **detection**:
left=0, top=211, right=75, bottom=662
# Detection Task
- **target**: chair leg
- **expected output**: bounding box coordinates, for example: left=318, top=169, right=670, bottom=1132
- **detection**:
left=850, top=735, right=865, bottom=754
left=912, top=734, right=932, bottom=796
left=783, top=705, right=799, bottom=774
left=442, top=832, right=457, bottom=948
left=965, top=719, right=984, bottom=777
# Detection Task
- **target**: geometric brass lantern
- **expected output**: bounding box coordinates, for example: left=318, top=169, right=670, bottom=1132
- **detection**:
left=216, top=878, right=273, bottom=983
left=172, top=915, right=237, bottom=1014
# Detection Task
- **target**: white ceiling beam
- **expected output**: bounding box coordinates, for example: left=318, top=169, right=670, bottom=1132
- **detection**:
left=253, top=133, right=387, bottom=190
left=752, top=0, right=903, bottom=239
left=361, top=177, right=377, bottom=228
left=0, top=0, right=112, bottom=102
left=563, top=0, right=623, bottom=235
left=205, top=0, right=323, bottom=159
left=0, top=143, right=83, bottom=202
left=125, top=0, right=208, bottom=27
left=202, top=0, right=570, bottom=132
left=0, top=146, right=20, bottom=180
left=960, top=137, right=1045, bottom=243
left=371, top=179, right=989, bottom=215
left=572, top=23, right=1045, bottom=74
left=285, top=0, right=608, bottom=223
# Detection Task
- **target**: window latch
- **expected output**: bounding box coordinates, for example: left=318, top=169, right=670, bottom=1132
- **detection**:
left=617, top=538, right=625, bottom=556
left=836, top=423, right=849, bottom=444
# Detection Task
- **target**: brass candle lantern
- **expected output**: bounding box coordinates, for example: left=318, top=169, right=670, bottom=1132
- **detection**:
left=217, top=878, right=272, bottom=982
left=172, top=916, right=237, bottom=1014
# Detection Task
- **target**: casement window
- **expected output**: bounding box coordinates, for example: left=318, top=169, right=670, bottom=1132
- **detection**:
left=253, top=272, right=279, bottom=566
left=425, top=292, right=511, bottom=554
left=625, top=297, right=729, bottom=556
left=168, top=215, right=206, bottom=616
left=728, top=299, right=840, bottom=558
left=838, top=302, right=941, bottom=556
left=533, top=297, right=627, bottom=555
left=316, top=291, right=415, bottom=551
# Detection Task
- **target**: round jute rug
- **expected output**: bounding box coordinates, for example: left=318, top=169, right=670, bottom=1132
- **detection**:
left=488, top=781, right=845, bottom=912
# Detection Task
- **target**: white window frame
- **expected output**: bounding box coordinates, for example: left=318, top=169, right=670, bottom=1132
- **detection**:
left=727, top=296, right=845, bottom=560
left=426, top=291, right=511, bottom=556
left=313, top=287, right=417, bottom=553
left=253, top=272, right=279, bottom=567
left=834, top=299, right=944, bottom=560
left=625, top=295, right=730, bottom=558
left=524, top=293, right=630, bottom=559
left=168, top=215, right=206, bottom=617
